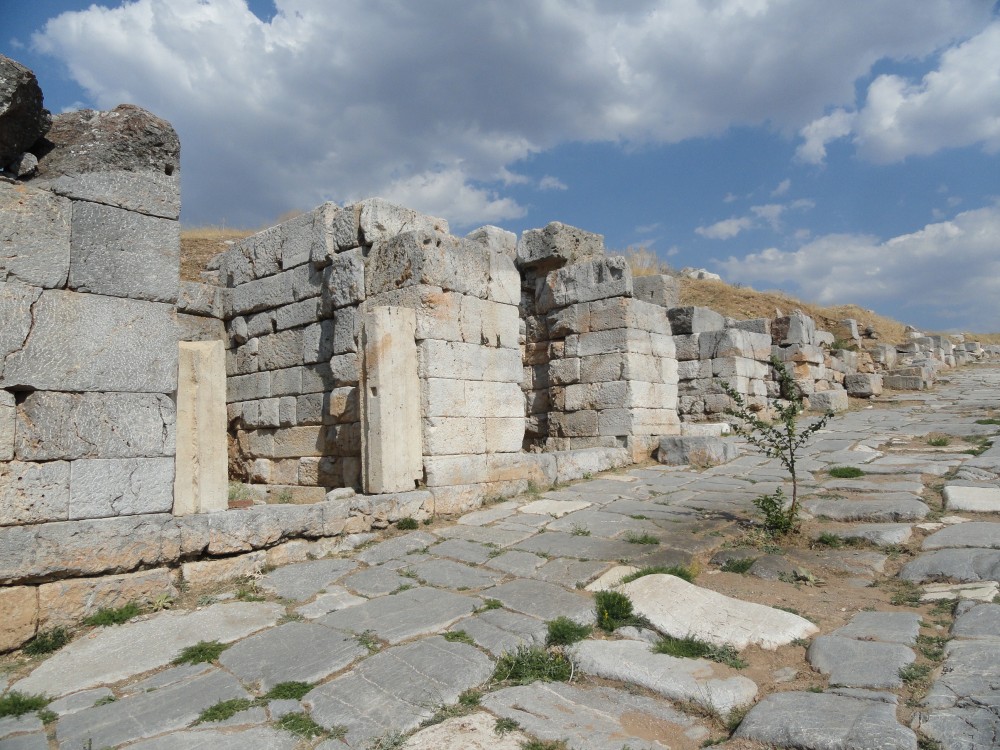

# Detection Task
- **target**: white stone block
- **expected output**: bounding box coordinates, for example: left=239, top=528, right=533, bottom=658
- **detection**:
left=423, top=416, right=486, bottom=455
left=0, top=181, right=71, bottom=289
left=73, top=457, right=174, bottom=519
left=0, top=460, right=70, bottom=525
left=485, top=417, right=525, bottom=452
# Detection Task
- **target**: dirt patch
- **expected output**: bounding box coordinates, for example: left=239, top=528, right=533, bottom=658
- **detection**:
left=179, top=226, right=254, bottom=281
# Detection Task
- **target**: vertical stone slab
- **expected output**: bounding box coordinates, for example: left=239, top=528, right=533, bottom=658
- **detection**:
left=0, top=390, right=13, bottom=461
left=173, top=341, right=228, bottom=515
left=361, top=307, right=422, bottom=494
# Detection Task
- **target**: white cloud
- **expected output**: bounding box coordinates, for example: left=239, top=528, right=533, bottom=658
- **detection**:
left=771, top=178, right=791, bottom=196
left=635, top=222, right=661, bottom=234
left=696, top=216, right=755, bottom=240
left=538, top=175, right=568, bottom=191
left=797, top=22, right=1000, bottom=165
left=720, top=203, right=1000, bottom=331
left=31, top=0, right=994, bottom=226
left=699, top=199, right=814, bottom=238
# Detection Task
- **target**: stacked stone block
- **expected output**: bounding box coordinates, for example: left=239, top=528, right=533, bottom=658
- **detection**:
left=770, top=310, right=849, bottom=410
left=0, top=105, right=182, bottom=528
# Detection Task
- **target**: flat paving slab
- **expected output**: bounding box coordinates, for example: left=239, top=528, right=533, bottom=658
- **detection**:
left=356, top=531, right=437, bottom=564
left=951, top=601, right=1000, bottom=639
left=900, top=548, right=1000, bottom=582
left=14, top=602, right=284, bottom=697
left=403, top=711, right=529, bottom=749
left=943, top=485, right=1000, bottom=512
left=803, top=496, right=929, bottom=522
left=483, top=579, right=594, bottom=625
left=306, top=636, right=493, bottom=747
left=449, top=608, right=547, bottom=657
left=317, top=586, right=479, bottom=643
left=408, top=558, right=503, bottom=589
left=807, top=635, right=914, bottom=689
left=257, top=558, right=356, bottom=601
left=831, top=611, right=921, bottom=645
left=125, top=727, right=298, bottom=749
left=922, top=521, right=1000, bottom=550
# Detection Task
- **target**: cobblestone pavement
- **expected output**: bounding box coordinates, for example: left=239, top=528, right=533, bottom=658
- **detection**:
left=3, top=366, right=999, bottom=750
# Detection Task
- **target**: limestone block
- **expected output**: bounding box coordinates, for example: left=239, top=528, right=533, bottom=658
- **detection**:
left=177, top=281, right=223, bottom=318
left=550, top=410, right=599, bottom=437
left=486, top=418, right=525, bottom=452
left=277, top=397, right=296, bottom=427
left=729, top=317, right=771, bottom=335
left=0, top=181, right=71, bottom=288
left=487, top=249, right=521, bottom=305
left=271, top=365, right=305, bottom=396
left=328, top=354, right=360, bottom=386
left=311, top=202, right=357, bottom=265
left=177, top=312, right=224, bottom=343
left=568, top=329, right=653, bottom=358
left=275, top=298, right=320, bottom=330
left=516, top=222, right=605, bottom=270
left=0, top=460, right=70, bottom=525
left=333, top=306, right=360, bottom=354
left=667, top=306, right=725, bottom=335
left=368, top=285, right=463, bottom=343
left=270, top=426, right=331, bottom=458
left=423, top=379, right=523, bottom=419
left=700, top=329, right=772, bottom=360
left=672, top=333, right=701, bottom=361
left=423, top=417, right=486, bottom=455
left=678, top=359, right=711, bottom=380
left=366, top=230, right=491, bottom=299
left=807, top=389, right=849, bottom=413
left=327, top=387, right=360, bottom=424
left=230, top=270, right=295, bottom=316
left=580, top=353, right=625, bottom=383
left=298, top=456, right=338, bottom=486
left=358, top=197, right=449, bottom=246
left=713, top=357, right=769, bottom=379
left=536, top=256, right=632, bottom=314
left=486, top=452, right=556, bottom=485
left=884, top=375, right=925, bottom=390
left=229, top=371, right=271, bottom=401
left=70, top=457, right=174, bottom=519
left=15, top=392, right=176, bottom=462
left=424, top=455, right=489, bottom=487
left=629, top=381, right=678, bottom=411
left=846, top=373, right=883, bottom=398
left=322, top=248, right=365, bottom=311
left=1, top=289, right=178, bottom=393
left=69, top=201, right=179, bottom=303
left=418, top=340, right=521, bottom=382
left=772, top=311, right=816, bottom=346
left=0, top=585, right=37, bottom=652
left=258, top=329, right=304, bottom=371
left=466, top=225, right=517, bottom=258
left=302, top=319, right=335, bottom=364
left=565, top=381, right=629, bottom=411
left=361, top=306, right=423, bottom=494
left=182, top=551, right=267, bottom=586
left=779, top=343, right=826, bottom=365
left=632, top=274, right=679, bottom=309
left=650, top=333, right=677, bottom=360
left=0, top=390, right=13, bottom=461
left=0, top=280, right=41, bottom=369
left=244, top=310, right=276, bottom=338
left=480, top=300, right=520, bottom=349
left=658, top=436, right=740, bottom=466
left=38, top=568, right=177, bottom=628
left=549, top=357, right=581, bottom=385
left=624, top=352, right=663, bottom=383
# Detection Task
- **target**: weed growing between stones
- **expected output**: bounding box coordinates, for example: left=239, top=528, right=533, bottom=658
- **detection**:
left=0, top=691, right=49, bottom=718
left=475, top=598, right=503, bottom=613
left=277, top=711, right=328, bottom=738
left=594, top=590, right=650, bottom=632
left=93, top=695, right=117, bottom=706
left=82, top=601, right=141, bottom=627
left=396, top=517, right=419, bottom=530
left=354, top=629, right=381, bottom=653
left=265, top=681, right=313, bottom=700
left=492, top=646, right=573, bottom=685
left=829, top=466, right=864, bottom=478
left=494, top=716, right=520, bottom=735
left=570, top=523, right=591, bottom=536
left=172, top=640, right=229, bottom=665
left=194, top=697, right=255, bottom=724
left=273, top=489, right=294, bottom=504
left=443, top=630, right=475, bottom=645
left=520, top=740, right=570, bottom=750
left=546, top=616, right=591, bottom=646
left=899, top=662, right=933, bottom=687
left=652, top=635, right=748, bottom=669
left=723, top=356, right=835, bottom=534
left=623, top=531, right=659, bottom=545
left=366, top=730, right=406, bottom=749
left=620, top=565, right=696, bottom=584
left=916, top=634, right=949, bottom=662
left=720, top=557, right=756, bottom=574
left=975, top=417, right=1000, bottom=425
left=887, top=580, right=923, bottom=607
left=37, top=708, right=57, bottom=724
left=963, top=436, right=993, bottom=456
left=926, top=433, right=952, bottom=447
left=23, top=626, right=70, bottom=656
left=420, top=689, right=482, bottom=727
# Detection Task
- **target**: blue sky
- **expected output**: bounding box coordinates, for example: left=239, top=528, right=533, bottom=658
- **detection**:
left=3, top=0, right=1000, bottom=331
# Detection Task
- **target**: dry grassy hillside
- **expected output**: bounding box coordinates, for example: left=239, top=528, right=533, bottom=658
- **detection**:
left=180, top=228, right=998, bottom=343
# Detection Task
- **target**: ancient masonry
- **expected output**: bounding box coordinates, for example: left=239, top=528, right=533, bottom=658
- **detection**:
left=1, top=54, right=998, bottom=650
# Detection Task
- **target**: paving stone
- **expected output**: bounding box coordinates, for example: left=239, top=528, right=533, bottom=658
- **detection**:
left=430, top=538, right=494, bottom=564
left=306, top=636, right=493, bottom=747
left=517, top=498, right=591, bottom=517
left=454, top=502, right=518, bottom=526
left=13, top=602, right=283, bottom=697
left=791, top=548, right=889, bottom=576
left=621, top=574, right=817, bottom=650
left=803, top=496, right=929, bottom=522
left=584, top=564, right=639, bottom=591
left=807, top=635, right=915, bottom=688
left=900, top=548, right=1000, bottom=583
left=55, top=668, right=250, bottom=750
left=356, top=531, right=437, bottom=564
left=922, top=522, right=1000, bottom=550
left=257, top=558, right=357, bottom=601
left=266, top=698, right=300, bottom=719
left=402, top=711, right=530, bottom=750
left=951, top=602, right=1000, bottom=639
left=569, top=638, right=757, bottom=715
left=317, top=586, right=479, bottom=643
left=408, top=558, right=502, bottom=589
left=817, top=523, right=914, bottom=546
left=483, top=550, right=546, bottom=576
left=921, top=581, right=1000, bottom=602
left=0, top=715, right=42, bottom=739
left=831, top=611, right=921, bottom=645
left=747, top=554, right=797, bottom=581
left=295, top=587, right=367, bottom=619
left=924, top=640, right=1000, bottom=710
left=0, top=733, right=48, bottom=750
left=513, top=531, right=641, bottom=561
left=125, top=727, right=298, bottom=749
left=47, top=687, right=115, bottom=716
left=735, top=691, right=918, bottom=750
left=916, top=706, right=1000, bottom=750
left=481, top=681, right=710, bottom=749
left=545, top=509, right=658, bottom=538
left=122, top=663, right=213, bottom=695
left=483, top=579, right=594, bottom=625
left=218, top=621, right=366, bottom=690
left=943, top=485, right=1000, bottom=512
left=341, top=566, right=410, bottom=596
left=433, top=524, right=535, bottom=548
left=450, top=608, right=547, bottom=657
left=533, top=557, right=609, bottom=587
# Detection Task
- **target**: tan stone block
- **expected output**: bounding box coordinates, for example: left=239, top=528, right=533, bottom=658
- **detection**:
left=272, top=426, right=329, bottom=458
left=0, top=586, right=37, bottom=652
left=38, top=568, right=177, bottom=628
left=182, top=551, right=266, bottom=586
left=265, top=540, right=313, bottom=566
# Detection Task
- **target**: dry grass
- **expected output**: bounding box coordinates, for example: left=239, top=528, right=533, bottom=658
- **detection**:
left=180, top=226, right=254, bottom=282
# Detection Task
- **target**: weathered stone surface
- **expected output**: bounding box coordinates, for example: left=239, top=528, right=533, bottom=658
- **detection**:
left=55, top=668, right=250, bottom=750
left=33, top=104, right=181, bottom=219
left=1, top=290, right=179, bottom=393
left=809, top=388, right=849, bottom=413
left=900, top=548, right=1000, bottom=583
left=807, top=636, right=914, bottom=688
left=483, top=579, right=594, bottom=625
left=70, top=457, right=174, bottom=519
left=622, top=574, right=817, bottom=650
left=831, top=611, right=921, bottom=645
left=657, top=435, right=740, bottom=466
left=318, top=586, right=478, bottom=643
left=0, top=585, right=36, bottom=652
left=736, top=691, right=917, bottom=749
left=69, top=201, right=179, bottom=303
left=356, top=530, right=437, bottom=565
left=38, top=567, right=176, bottom=628
left=450, top=608, right=547, bottom=657
left=570, top=638, right=757, bottom=714
left=943, top=485, right=1000, bottom=512
left=296, top=586, right=367, bottom=619
left=14, top=392, right=175, bottom=461
left=846, top=373, right=883, bottom=398
left=13, top=602, right=283, bottom=697
left=46, top=688, right=115, bottom=717
left=177, top=280, right=223, bottom=318
left=0, top=390, right=12, bottom=462
left=322, top=247, right=365, bottom=310
left=358, top=197, right=449, bottom=246
left=0, top=281, right=41, bottom=372
left=126, top=727, right=297, bottom=750
left=0, top=460, right=70, bottom=525
left=952, top=602, right=1000, bottom=639
left=341, top=566, right=410, bottom=596
left=306, top=636, right=492, bottom=747
left=258, top=558, right=356, bottom=601
left=772, top=310, right=817, bottom=346
left=817, top=523, right=913, bottom=546
left=0, top=55, right=51, bottom=164
left=668, top=306, right=726, bottom=335
left=482, top=682, right=709, bottom=749
left=923, top=522, right=1000, bottom=550
left=921, top=581, right=1000, bottom=602
left=403, top=711, right=529, bottom=750
left=0, top=182, right=70, bottom=288
left=409, top=558, right=502, bottom=590
left=516, top=221, right=605, bottom=270
left=367, top=230, right=491, bottom=298
left=181, top=551, right=267, bottom=586
left=802, top=496, right=929, bottom=522
left=536, top=256, right=632, bottom=313
left=219, top=620, right=366, bottom=690
left=632, top=274, right=679, bottom=309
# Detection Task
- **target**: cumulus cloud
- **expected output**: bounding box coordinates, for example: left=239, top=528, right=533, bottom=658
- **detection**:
left=696, top=216, right=755, bottom=240
left=771, top=178, right=791, bottom=196
left=538, top=175, right=568, bottom=191
left=698, top=199, right=814, bottom=238
left=797, top=22, right=1000, bottom=165
left=720, top=203, right=1000, bottom=331
left=31, top=0, right=994, bottom=226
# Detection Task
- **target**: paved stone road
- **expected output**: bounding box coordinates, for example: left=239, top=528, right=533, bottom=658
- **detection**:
left=3, top=366, right=999, bottom=749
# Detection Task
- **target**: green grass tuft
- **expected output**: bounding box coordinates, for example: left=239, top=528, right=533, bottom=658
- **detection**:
left=594, top=590, right=636, bottom=632
left=828, top=466, right=864, bottom=478
left=195, top=697, right=254, bottom=724
left=545, top=616, right=591, bottom=646
left=623, top=531, right=659, bottom=545
left=720, top=557, right=756, bottom=574
left=396, top=517, right=419, bottom=530
left=974, top=417, right=1000, bottom=425
left=0, top=691, right=50, bottom=718
left=277, top=712, right=327, bottom=738
left=620, top=565, right=695, bottom=584
left=172, top=640, right=229, bottom=665
left=443, top=630, right=475, bottom=645
left=265, top=681, right=313, bottom=700
left=23, top=626, right=70, bottom=656
left=927, top=434, right=951, bottom=447
left=652, top=635, right=748, bottom=669
left=492, top=646, right=572, bottom=685
left=83, top=601, right=141, bottom=627
left=494, top=716, right=520, bottom=736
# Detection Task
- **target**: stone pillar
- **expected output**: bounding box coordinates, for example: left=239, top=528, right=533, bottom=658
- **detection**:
left=361, top=306, right=422, bottom=494
left=173, top=341, right=228, bottom=515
